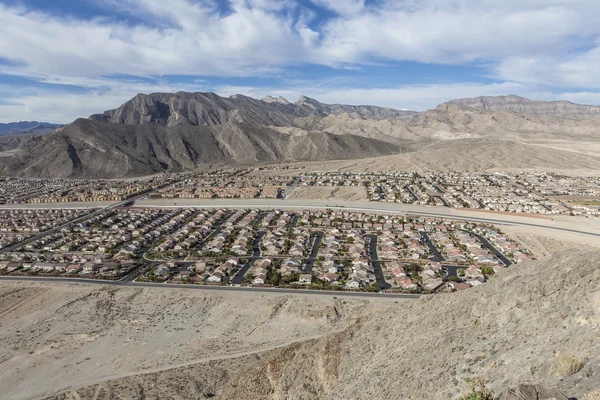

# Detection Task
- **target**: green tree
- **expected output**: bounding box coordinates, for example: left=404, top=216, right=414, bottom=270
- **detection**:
left=405, top=263, right=423, bottom=276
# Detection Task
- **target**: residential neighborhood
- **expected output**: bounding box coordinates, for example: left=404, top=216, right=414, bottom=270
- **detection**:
left=299, top=171, right=600, bottom=215
left=0, top=205, right=533, bottom=293
left=3, top=170, right=599, bottom=216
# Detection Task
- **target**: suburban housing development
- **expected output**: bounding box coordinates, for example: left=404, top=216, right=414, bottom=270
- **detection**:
left=2, top=168, right=599, bottom=215
left=0, top=195, right=533, bottom=293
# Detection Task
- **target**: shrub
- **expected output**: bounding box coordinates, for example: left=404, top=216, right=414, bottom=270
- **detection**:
left=556, top=353, right=584, bottom=378
left=461, top=378, right=494, bottom=400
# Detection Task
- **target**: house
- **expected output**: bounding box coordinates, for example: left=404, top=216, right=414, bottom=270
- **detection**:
left=319, top=273, right=339, bottom=283
left=54, top=263, right=68, bottom=273
left=154, top=265, right=170, bottom=278
left=347, top=277, right=362, bottom=288
left=252, top=274, right=266, bottom=285
left=207, top=271, right=223, bottom=283
left=298, top=274, right=312, bottom=284
left=0, top=261, right=21, bottom=273
left=449, top=282, right=469, bottom=291
left=66, top=264, right=82, bottom=274
left=195, top=261, right=207, bottom=273
left=82, top=262, right=98, bottom=273
left=179, top=270, right=190, bottom=279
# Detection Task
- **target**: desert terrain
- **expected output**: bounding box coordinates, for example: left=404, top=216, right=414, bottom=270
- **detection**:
left=287, top=186, right=368, bottom=201
left=1, top=93, right=600, bottom=399
left=0, top=282, right=398, bottom=400
left=279, top=138, right=600, bottom=176
left=20, top=249, right=600, bottom=400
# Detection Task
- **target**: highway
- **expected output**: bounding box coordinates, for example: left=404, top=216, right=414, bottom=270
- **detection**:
left=0, top=276, right=420, bottom=299
left=133, top=199, right=600, bottom=239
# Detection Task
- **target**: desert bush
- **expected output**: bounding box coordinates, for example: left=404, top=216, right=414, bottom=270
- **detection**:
left=461, top=378, right=494, bottom=400
left=555, top=353, right=584, bottom=378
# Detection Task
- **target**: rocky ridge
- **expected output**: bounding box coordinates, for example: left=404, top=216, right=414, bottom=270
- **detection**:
left=3, top=93, right=600, bottom=178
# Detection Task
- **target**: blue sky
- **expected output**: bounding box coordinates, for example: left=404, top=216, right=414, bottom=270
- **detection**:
left=1, top=0, right=600, bottom=123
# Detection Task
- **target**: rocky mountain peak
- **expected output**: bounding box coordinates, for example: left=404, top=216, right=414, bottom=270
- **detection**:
left=261, top=95, right=291, bottom=105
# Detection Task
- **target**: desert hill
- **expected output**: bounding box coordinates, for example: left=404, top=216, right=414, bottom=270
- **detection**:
left=315, top=138, right=600, bottom=173
left=7, top=250, right=597, bottom=399
left=3, top=93, right=600, bottom=178
left=3, top=118, right=399, bottom=178
left=447, top=95, right=600, bottom=115
left=90, top=92, right=414, bottom=127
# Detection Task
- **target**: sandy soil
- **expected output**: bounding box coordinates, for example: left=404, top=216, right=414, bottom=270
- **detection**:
left=0, top=281, right=400, bottom=400
left=288, top=186, right=368, bottom=201
left=41, top=250, right=600, bottom=400
left=503, top=231, right=597, bottom=258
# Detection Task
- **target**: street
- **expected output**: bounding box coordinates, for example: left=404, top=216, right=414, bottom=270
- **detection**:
left=0, top=276, right=421, bottom=299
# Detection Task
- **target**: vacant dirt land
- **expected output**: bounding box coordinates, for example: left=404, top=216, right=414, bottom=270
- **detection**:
left=0, top=281, right=400, bottom=400
left=41, top=250, right=600, bottom=400
left=288, top=186, right=368, bottom=201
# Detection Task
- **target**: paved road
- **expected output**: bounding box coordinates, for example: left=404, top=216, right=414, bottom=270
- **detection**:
left=365, top=234, right=392, bottom=290
left=404, top=185, right=419, bottom=201
left=420, top=232, right=444, bottom=262
left=133, top=199, right=600, bottom=239
left=191, top=210, right=235, bottom=254
left=303, top=231, right=323, bottom=273
left=443, top=264, right=465, bottom=278
left=0, top=276, right=420, bottom=299
left=230, top=231, right=266, bottom=284
left=282, top=174, right=303, bottom=199
left=434, top=195, right=450, bottom=207
left=471, top=232, right=513, bottom=266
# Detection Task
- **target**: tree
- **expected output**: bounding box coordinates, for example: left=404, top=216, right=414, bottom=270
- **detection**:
left=267, top=270, right=281, bottom=286
left=365, top=283, right=381, bottom=292
left=244, top=273, right=255, bottom=284
left=405, top=263, right=423, bottom=276
left=481, top=266, right=495, bottom=276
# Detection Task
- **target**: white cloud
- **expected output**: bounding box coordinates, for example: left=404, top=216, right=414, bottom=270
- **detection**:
left=1, top=0, right=600, bottom=83
left=495, top=45, right=600, bottom=88
left=1, top=0, right=600, bottom=123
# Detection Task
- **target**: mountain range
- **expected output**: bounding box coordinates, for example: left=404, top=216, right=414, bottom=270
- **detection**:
left=0, top=121, right=63, bottom=137
left=2, top=93, right=600, bottom=178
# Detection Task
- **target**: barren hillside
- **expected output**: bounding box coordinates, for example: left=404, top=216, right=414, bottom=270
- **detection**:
left=311, top=138, right=600, bottom=173
left=4, top=93, right=600, bottom=178
left=0, top=283, right=390, bottom=400
left=2, top=250, right=597, bottom=400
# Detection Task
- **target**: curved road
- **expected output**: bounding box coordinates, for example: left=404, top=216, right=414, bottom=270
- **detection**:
left=133, top=199, right=600, bottom=239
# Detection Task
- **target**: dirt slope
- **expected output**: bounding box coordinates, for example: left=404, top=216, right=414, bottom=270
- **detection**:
left=315, top=138, right=600, bottom=173
left=38, top=250, right=600, bottom=400
left=0, top=283, right=391, bottom=400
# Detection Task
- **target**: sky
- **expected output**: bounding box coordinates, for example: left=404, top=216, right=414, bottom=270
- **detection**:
left=1, top=0, right=600, bottom=123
